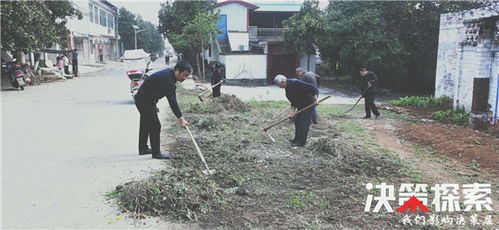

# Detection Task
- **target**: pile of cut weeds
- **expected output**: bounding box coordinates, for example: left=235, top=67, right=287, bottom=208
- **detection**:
left=116, top=89, right=424, bottom=229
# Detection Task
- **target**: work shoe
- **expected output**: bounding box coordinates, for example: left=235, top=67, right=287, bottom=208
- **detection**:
left=139, top=148, right=152, bottom=155
left=291, top=142, right=305, bottom=148
left=152, top=152, right=172, bottom=159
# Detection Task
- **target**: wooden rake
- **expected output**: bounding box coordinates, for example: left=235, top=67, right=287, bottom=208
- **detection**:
left=263, top=96, right=331, bottom=142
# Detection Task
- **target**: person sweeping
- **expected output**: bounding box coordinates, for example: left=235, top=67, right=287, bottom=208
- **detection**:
left=134, top=62, right=191, bottom=159
left=274, top=75, right=318, bottom=147
left=211, top=62, right=226, bottom=98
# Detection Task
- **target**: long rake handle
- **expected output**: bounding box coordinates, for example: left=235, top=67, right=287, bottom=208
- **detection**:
left=345, top=85, right=371, bottom=113
left=198, top=80, right=223, bottom=97
left=272, top=106, right=293, bottom=120
left=185, top=125, right=211, bottom=171
left=263, top=96, right=331, bottom=132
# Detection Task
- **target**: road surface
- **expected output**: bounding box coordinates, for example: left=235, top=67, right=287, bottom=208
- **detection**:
left=1, top=60, right=189, bottom=228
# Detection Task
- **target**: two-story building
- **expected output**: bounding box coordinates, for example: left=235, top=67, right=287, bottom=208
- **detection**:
left=209, top=0, right=315, bottom=84
left=63, top=0, right=119, bottom=64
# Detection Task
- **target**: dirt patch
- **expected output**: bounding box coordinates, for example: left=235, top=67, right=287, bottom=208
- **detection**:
left=399, top=123, right=499, bottom=172
left=382, top=101, right=452, bottom=119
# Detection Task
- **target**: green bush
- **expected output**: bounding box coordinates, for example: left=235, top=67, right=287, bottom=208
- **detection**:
left=389, top=96, right=451, bottom=107
left=432, top=107, right=469, bottom=125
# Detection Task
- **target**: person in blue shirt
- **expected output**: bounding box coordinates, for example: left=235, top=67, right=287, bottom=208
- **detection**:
left=134, top=62, right=191, bottom=159
left=274, top=75, right=318, bottom=147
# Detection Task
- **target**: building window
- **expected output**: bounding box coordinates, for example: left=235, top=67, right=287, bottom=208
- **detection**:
left=107, top=13, right=114, bottom=29
left=94, top=6, right=98, bottom=24
left=100, top=9, right=107, bottom=27
left=88, top=3, right=94, bottom=23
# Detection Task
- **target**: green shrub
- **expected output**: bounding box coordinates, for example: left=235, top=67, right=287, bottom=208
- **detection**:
left=432, top=107, right=469, bottom=125
left=389, top=96, right=451, bottom=107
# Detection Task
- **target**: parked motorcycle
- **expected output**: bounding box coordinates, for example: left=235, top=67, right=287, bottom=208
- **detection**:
left=127, top=61, right=152, bottom=99
left=123, top=49, right=152, bottom=100
left=2, top=59, right=26, bottom=90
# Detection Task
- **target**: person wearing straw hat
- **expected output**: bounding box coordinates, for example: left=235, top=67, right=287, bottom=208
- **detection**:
left=274, top=75, right=318, bottom=147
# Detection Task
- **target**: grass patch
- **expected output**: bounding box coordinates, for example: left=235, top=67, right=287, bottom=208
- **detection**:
left=249, top=100, right=288, bottom=109
left=432, top=107, right=469, bottom=125
left=317, top=104, right=346, bottom=116
left=389, top=96, right=451, bottom=107
left=335, top=121, right=366, bottom=137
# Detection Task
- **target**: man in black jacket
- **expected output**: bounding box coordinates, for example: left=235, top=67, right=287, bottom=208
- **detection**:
left=359, top=68, right=381, bottom=119
left=274, top=75, right=318, bottom=147
left=134, top=62, right=191, bottom=159
left=211, top=62, right=226, bottom=98
left=296, top=67, right=320, bottom=124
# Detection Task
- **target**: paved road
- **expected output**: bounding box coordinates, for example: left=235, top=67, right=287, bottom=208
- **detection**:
left=1, top=60, right=188, bottom=228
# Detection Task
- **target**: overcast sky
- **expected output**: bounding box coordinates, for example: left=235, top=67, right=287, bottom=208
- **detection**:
left=110, top=0, right=320, bottom=26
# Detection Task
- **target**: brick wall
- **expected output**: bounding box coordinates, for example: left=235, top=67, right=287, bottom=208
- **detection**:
left=435, top=7, right=499, bottom=120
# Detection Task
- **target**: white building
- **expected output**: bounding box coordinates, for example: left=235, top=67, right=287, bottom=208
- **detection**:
left=63, top=0, right=119, bottom=64
left=435, top=6, right=499, bottom=124
left=209, top=0, right=316, bottom=84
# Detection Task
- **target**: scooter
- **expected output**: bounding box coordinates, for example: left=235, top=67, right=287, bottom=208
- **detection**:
left=2, top=59, right=26, bottom=90
left=128, top=61, right=152, bottom=99
left=123, top=49, right=152, bottom=100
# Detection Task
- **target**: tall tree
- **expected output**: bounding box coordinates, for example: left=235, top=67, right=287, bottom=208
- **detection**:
left=1, top=0, right=82, bottom=60
left=117, top=7, right=165, bottom=54
left=168, top=12, right=219, bottom=77
left=283, top=0, right=487, bottom=92
left=158, top=0, right=217, bottom=72
left=283, top=0, right=323, bottom=56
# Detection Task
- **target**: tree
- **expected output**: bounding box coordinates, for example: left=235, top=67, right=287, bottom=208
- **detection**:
left=283, top=0, right=487, bottom=92
left=1, top=0, right=82, bottom=60
left=283, top=0, right=323, bottom=56
left=158, top=0, right=218, bottom=74
left=168, top=12, right=219, bottom=78
left=117, top=8, right=165, bottom=54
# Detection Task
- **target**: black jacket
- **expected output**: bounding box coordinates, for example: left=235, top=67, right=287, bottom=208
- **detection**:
left=360, top=71, right=378, bottom=95
left=135, top=68, right=182, bottom=118
left=285, top=79, right=319, bottom=109
left=211, top=68, right=225, bottom=85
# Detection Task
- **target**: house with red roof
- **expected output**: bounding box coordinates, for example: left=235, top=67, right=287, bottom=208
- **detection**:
left=208, top=0, right=316, bottom=84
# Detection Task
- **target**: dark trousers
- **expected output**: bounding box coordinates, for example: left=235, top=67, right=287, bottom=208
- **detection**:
left=135, top=98, right=161, bottom=153
left=212, top=84, right=221, bottom=97
left=293, top=108, right=313, bottom=145
left=311, top=106, right=318, bottom=123
left=64, top=66, right=69, bottom=75
left=72, top=60, right=78, bottom=76
left=364, top=93, right=380, bottom=117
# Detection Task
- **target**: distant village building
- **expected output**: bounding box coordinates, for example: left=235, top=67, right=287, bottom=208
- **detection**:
left=209, top=0, right=316, bottom=84
left=435, top=6, right=499, bottom=124
left=62, top=0, right=119, bottom=64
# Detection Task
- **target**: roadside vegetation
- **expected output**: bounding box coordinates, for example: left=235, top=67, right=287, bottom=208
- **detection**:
left=110, top=89, right=483, bottom=229
left=389, top=96, right=451, bottom=107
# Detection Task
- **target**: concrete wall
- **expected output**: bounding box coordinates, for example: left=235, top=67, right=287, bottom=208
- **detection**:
left=215, top=4, right=248, bottom=32
left=220, top=54, right=266, bottom=79
left=299, top=55, right=316, bottom=73
left=488, top=50, right=499, bottom=122
left=435, top=7, right=499, bottom=118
